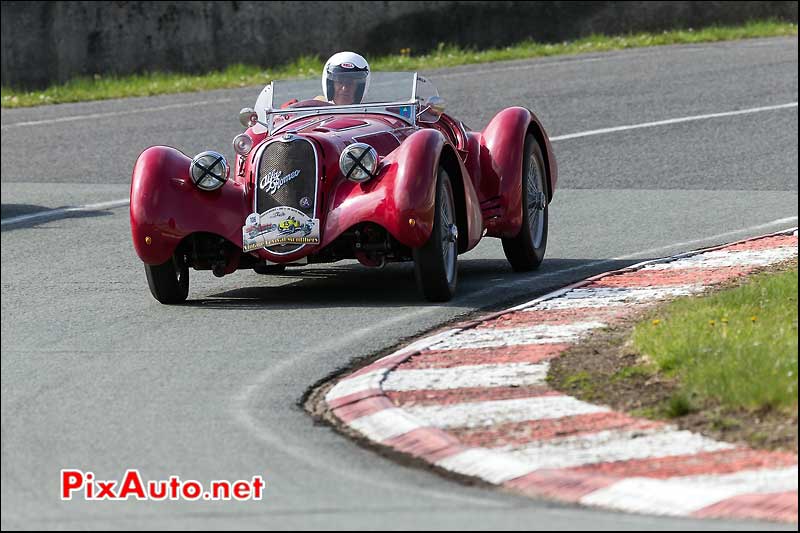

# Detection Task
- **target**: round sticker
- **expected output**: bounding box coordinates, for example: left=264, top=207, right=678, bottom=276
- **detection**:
left=299, top=197, right=311, bottom=209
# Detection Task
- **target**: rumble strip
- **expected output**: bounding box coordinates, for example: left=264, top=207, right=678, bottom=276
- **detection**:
left=325, top=229, right=799, bottom=523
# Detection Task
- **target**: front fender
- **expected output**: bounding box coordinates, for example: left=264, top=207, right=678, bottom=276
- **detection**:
left=130, top=146, right=249, bottom=265
left=322, top=128, right=445, bottom=249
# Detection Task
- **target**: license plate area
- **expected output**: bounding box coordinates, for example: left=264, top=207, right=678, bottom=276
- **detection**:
left=243, top=207, right=320, bottom=253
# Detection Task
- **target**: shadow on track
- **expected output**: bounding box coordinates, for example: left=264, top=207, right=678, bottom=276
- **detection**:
left=1, top=203, right=113, bottom=231
left=184, top=257, right=644, bottom=310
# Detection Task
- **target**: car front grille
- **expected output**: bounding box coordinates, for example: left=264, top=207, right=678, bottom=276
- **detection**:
left=255, top=137, right=318, bottom=255
left=256, top=138, right=317, bottom=218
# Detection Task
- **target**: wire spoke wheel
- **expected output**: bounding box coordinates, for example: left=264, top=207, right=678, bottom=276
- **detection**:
left=413, top=167, right=458, bottom=302
left=526, top=150, right=546, bottom=249
left=440, top=182, right=457, bottom=286
left=502, top=133, right=549, bottom=271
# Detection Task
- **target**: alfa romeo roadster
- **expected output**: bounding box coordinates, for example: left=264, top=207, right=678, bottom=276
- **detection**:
left=130, top=72, right=557, bottom=303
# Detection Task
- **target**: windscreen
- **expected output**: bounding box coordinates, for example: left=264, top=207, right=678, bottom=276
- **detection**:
left=257, top=72, right=418, bottom=115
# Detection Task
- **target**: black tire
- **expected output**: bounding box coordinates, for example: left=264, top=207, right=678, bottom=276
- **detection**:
left=413, top=168, right=459, bottom=302
left=144, top=255, right=189, bottom=304
left=253, top=263, right=287, bottom=275
left=502, top=133, right=549, bottom=271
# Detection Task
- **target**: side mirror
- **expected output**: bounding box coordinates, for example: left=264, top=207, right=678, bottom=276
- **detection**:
left=239, top=107, right=259, bottom=128
left=417, top=96, right=446, bottom=124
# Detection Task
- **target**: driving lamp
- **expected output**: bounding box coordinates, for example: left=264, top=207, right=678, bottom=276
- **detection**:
left=190, top=151, right=229, bottom=191
left=233, top=133, right=254, bottom=155
left=339, top=143, right=378, bottom=183
left=239, top=107, right=259, bottom=128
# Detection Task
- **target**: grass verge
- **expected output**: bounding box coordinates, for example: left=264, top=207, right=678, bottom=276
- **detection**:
left=2, top=19, right=796, bottom=108
left=548, top=260, right=798, bottom=452
left=634, top=266, right=798, bottom=412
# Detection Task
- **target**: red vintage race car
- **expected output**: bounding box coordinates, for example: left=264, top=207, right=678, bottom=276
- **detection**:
left=130, top=72, right=557, bottom=303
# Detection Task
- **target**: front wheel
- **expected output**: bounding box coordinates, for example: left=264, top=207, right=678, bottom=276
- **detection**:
left=144, top=255, right=189, bottom=304
left=413, top=168, right=459, bottom=302
left=502, top=133, right=548, bottom=271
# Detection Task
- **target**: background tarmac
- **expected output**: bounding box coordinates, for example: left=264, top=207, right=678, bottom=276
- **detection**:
left=1, top=37, right=797, bottom=529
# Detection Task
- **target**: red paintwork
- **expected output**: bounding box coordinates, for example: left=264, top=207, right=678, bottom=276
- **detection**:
left=130, top=103, right=556, bottom=270
left=480, top=107, right=558, bottom=238
left=322, top=127, right=442, bottom=249
left=130, top=146, right=249, bottom=265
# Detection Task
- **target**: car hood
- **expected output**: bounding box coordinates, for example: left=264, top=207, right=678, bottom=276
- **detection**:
left=274, top=113, right=415, bottom=157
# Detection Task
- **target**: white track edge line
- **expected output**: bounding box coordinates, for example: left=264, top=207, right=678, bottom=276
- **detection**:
left=1, top=98, right=236, bottom=129
left=550, top=102, right=797, bottom=141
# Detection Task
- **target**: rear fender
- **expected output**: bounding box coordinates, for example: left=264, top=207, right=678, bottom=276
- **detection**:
left=480, top=107, right=557, bottom=238
left=130, top=146, right=249, bottom=265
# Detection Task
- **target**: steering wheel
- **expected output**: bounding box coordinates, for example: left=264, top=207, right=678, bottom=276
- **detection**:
left=288, top=99, right=334, bottom=109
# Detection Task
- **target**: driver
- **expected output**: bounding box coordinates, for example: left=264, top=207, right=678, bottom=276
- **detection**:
left=319, top=51, right=371, bottom=105
left=279, top=52, right=371, bottom=109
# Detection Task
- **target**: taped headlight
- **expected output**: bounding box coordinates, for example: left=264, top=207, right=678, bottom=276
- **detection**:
left=190, top=151, right=229, bottom=191
left=233, top=133, right=253, bottom=155
left=339, top=143, right=378, bottom=183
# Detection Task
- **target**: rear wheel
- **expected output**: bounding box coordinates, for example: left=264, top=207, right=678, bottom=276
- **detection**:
left=413, top=168, right=459, bottom=302
left=144, top=255, right=189, bottom=304
left=502, top=133, right=548, bottom=271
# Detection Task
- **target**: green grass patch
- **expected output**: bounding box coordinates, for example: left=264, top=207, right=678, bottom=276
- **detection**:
left=632, top=266, right=798, bottom=412
left=630, top=406, right=661, bottom=420
left=630, top=393, right=697, bottom=419
left=557, top=371, right=597, bottom=399
left=710, top=415, right=742, bottom=431
left=2, top=19, right=796, bottom=108
left=611, top=365, right=654, bottom=382
left=665, top=393, right=695, bottom=418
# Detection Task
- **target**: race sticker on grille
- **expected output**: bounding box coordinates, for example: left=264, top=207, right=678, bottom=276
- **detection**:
left=242, top=207, right=320, bottom=252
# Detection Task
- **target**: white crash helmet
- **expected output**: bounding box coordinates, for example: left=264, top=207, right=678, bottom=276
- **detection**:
left=321, top=51, right=370, bottom=104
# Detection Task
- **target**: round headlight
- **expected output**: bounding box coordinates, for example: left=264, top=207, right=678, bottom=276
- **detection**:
left=339, top=143, right=378, bottom=183
left=190, top=151, right=229, bottom=191
left=233, top=133, right=253, bottom=155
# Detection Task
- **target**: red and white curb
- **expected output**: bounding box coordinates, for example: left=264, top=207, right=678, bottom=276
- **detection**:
left=326, top=229, right=799, bottom=523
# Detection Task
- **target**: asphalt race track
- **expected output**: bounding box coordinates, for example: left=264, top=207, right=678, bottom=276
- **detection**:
left=1, top=37, right=797, bottom=530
